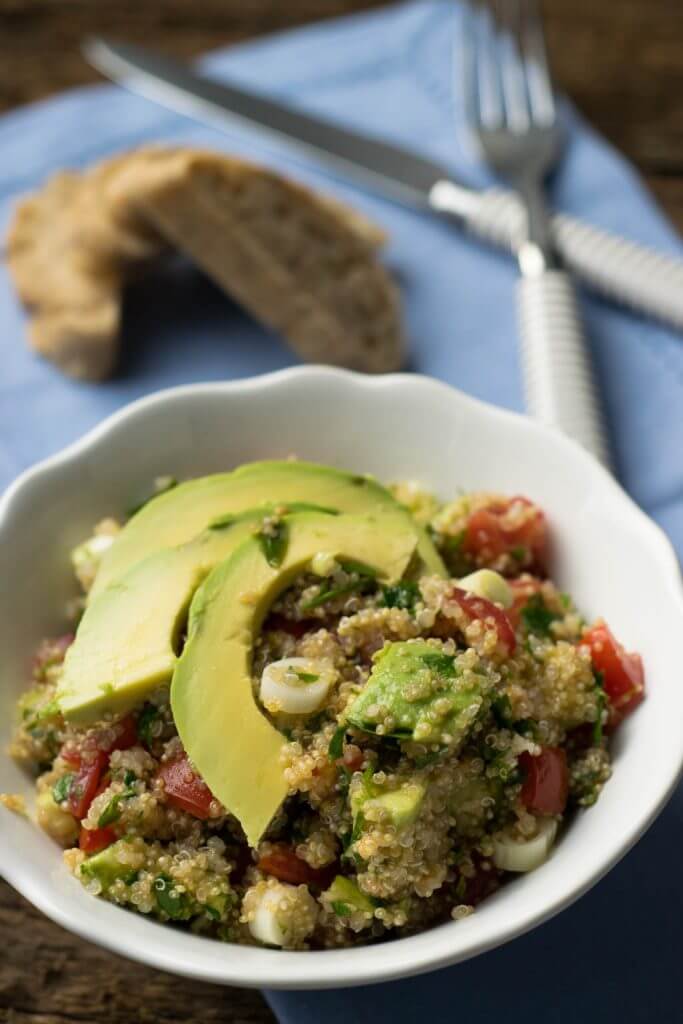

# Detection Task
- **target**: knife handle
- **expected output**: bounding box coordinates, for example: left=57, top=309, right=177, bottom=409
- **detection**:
left=461, top=188, right=683, bottom=331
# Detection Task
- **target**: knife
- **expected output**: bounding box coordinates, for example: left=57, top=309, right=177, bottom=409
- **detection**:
left=84, top=37, right=683, bottom=333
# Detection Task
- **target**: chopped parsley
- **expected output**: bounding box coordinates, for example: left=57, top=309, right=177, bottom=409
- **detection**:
left=511, top=545, right=527, bottom=562
left=257, top=520, right=289, bottom=568
left=380, top=580, right=420, bottom=612
left=328, top=725, right=346, bottom=760
left=331, top=901, right=351, bottom=917
left=137, top=704, right=160, bottom=748
left=521, top=593, right=557, bottom=636
left=97, top=778, right=137, bottom=828
left=294, top=670, right=319, bottom=683
left=52, top=772, right=75, bottom=805
left=153, top=874, right=193, bottom=920
left=301, top=576, right=374, bottom=611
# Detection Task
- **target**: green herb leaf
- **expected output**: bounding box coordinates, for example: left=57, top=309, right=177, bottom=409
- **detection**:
left=511, top=545, right=528, bottom=562
left=301, top=577, right=373, bottom=611
left=420, top=652, right=457, bottom=678
left=328, top=725, right=346, bottom=761
left=137, top=704, right=159, bottom=748
left=351, top=810, right=366, bottom=843
left=153, top=874, right=193, bottom=920
left=97, top=794, right=124, bottom=828
left=52, top=773, right=74, bottom=804
left=294, top=670, right=319, bottom=683
left=521, top=594, right=557, bottom=636
left=331, top=901, right=351, bottom=917
left=123, top=770, right=137, bottom=786
left=560, top=592, right=572, bottom=610
left=380, top=581, right=420, bottom=612
left=257, top=520, right=289, bottom=568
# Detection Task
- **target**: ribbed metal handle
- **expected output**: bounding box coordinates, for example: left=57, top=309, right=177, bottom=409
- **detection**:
left=466, top=188, right=683, bottom=331
left=518, top=270, right=612, bottom=467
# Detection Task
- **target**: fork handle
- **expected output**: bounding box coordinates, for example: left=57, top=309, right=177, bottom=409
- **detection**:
left=518, top=270, right=612, bottom=467
left=459, top=187, right=683, bottom=331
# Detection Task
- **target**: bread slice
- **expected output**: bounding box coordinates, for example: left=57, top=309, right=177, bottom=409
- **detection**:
left=6, top=146, right=404, bottom=380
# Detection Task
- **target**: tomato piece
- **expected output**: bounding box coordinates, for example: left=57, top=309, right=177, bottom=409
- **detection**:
left=157, top=754, right=214, bottom=819
left=258, top=845, right=335, bottom=888
left=67, top=750, right=108, bottom=819
left=582, top=622, right=645, bottom=727
left=519, top=747, right=569, bottom=815
left=450, top=587, right=516, bottom=655
left=79, top=826, right=116, bottom=854
left=60, top=746, right=81, bottom=769
left=464, top=497, right=547, bottom=570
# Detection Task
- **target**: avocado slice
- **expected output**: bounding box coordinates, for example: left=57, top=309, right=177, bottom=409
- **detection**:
left=346, top=640, right=493, bottom=746
left=91, top=460, right=444, bottom=598
left=171, top=511, right=418, bottom=847
left=57, top=507, right=327, bottom=722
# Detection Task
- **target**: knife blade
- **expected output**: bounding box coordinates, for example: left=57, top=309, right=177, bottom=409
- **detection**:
left=84, top=37, right=683, bottom=332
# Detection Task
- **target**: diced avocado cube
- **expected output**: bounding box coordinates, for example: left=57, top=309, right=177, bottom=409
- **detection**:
left=365, top=782, right=425, bottom=828
left=324, top=875, right=375, bottom=916
left=346, top=640, right=492, bottom=746
left=80, top=839, right=138, bottom=890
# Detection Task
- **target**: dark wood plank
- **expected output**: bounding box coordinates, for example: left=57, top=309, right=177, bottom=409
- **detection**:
left=0, top=879, right=275, bottom=1024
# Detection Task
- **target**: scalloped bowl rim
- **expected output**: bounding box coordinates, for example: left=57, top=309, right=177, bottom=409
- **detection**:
left=1, top=366, right=682, bottom=990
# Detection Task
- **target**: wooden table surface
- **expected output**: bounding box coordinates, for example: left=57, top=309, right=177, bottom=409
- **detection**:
left=1, top=2, right=681, bottom=1022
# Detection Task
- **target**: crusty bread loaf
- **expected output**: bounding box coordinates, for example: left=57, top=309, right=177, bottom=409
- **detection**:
left=6, top=146, right=404, bottom=380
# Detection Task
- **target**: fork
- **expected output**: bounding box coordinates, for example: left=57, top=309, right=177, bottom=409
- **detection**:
left=462, top=0, right=611, bottom=467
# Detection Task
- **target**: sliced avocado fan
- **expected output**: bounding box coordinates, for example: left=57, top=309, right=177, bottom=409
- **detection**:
left=90, top=460, right=444, bottom=598
left=171, top=511, right=418, bottom=847
left=56, top=504, right=333, bottom=722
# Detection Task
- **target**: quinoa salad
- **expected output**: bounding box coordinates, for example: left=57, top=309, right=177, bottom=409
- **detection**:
left=7, top=460, right=646, bottom=950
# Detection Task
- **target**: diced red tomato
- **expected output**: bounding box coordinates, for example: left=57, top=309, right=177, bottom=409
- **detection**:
left=519, top=747, right=569, bottom=815
left=258, top=844, right=335, bottom=888
left=464, top=497, right=547, bottom=571
left=450, top=587, right=516, bottom=655
left=157, top=753, right=214, bottom=819
left=67, top=750, right=108, bottom=819
left=79, top=826, right=116, bottom=854
left=582, top=622, right=645, bottom=728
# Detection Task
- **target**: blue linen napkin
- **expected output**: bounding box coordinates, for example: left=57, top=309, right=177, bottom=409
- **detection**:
left=0, top=2, right=681, bottom=1020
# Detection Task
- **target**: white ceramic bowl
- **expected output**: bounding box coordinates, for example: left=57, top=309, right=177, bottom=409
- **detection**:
left=1, top=366, right=682, bottom=990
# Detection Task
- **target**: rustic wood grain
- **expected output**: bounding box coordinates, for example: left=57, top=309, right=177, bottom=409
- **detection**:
left=0, top=2, right=681, bottom=1021
left=0, top=879, right=275, bottom=1024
